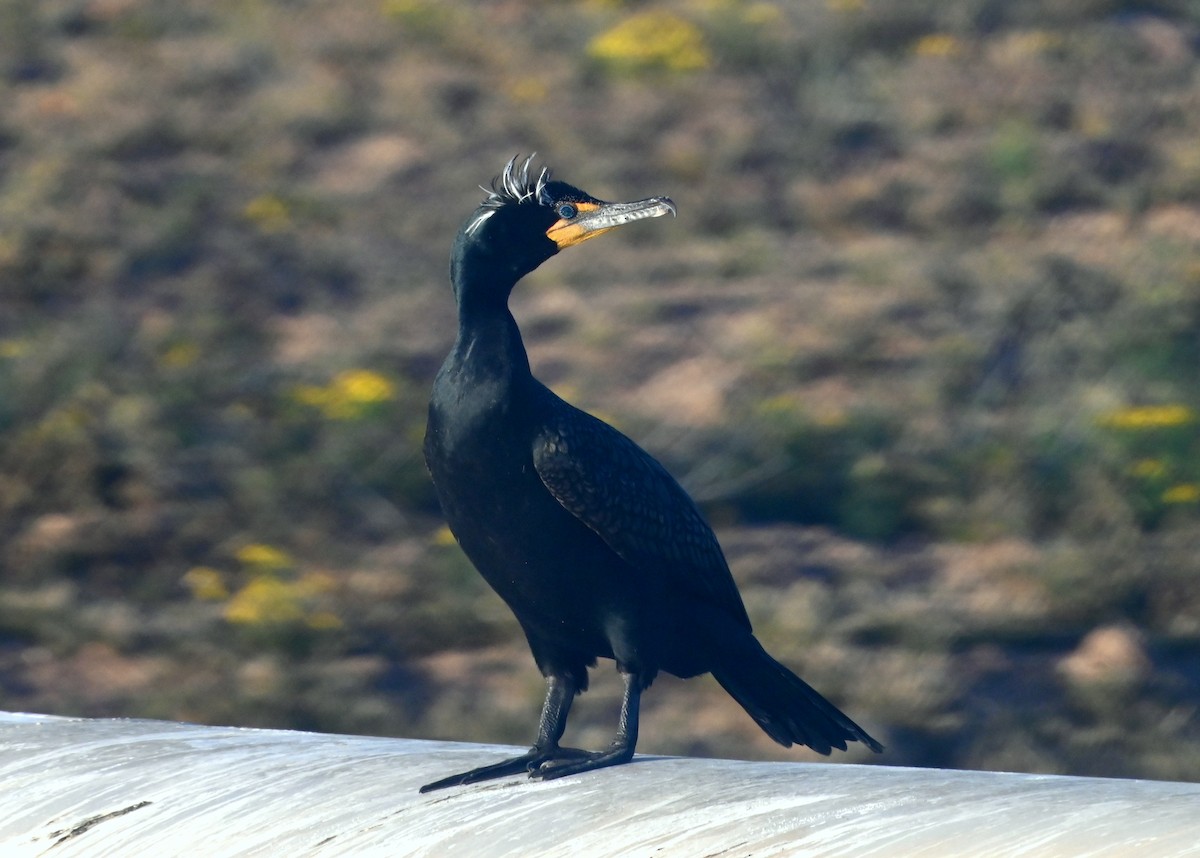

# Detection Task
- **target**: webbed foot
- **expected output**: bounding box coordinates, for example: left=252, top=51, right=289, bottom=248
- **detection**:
left=419, top=746, right=593, bottom=793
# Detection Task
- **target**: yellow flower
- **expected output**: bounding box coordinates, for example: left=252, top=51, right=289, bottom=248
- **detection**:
left=755, top=393, right=801, bottom=417
left=224, top=576, right=305, bottom=625
left=1130, top=459, right=1167, bottom=479
left=1099, top=404, right=1196, bottom=430
left=222, top=570, right=343, bottom=628
left=913, top=33, right=962, bottom=58
left=335, top=369, right=396, bottom=404
left=0, top=339, right=28, bottom=359
left=999, top=30, right=1063, bottom=60
left=182, top=566, right=230, bottom=601
left=243, top=194, right=291, bottom=233
left=1162, top=484, right=1200, bottom=504
left=291, top=369, right=397, bottom=420
left=236, top=543, right=293, bottom=571
left=160, top=341, right=200, bottom=368
left=589, top=11, right=710, bottom=72
left=222, top=568, right=340, bottom=628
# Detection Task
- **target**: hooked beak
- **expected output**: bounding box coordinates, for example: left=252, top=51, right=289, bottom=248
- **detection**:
left=547, top=196, right=677, bottom=250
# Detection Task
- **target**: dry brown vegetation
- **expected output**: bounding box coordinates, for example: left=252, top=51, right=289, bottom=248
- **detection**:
left=2, top=0, right=1200, bottom=782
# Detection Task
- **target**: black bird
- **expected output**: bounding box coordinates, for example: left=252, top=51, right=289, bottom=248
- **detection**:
left=421, top=156, right=882, bottom=792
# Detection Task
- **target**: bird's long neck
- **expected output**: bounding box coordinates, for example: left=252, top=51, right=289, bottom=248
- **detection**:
left=448, top=306, right=531, bottom=385
left=446, top=249, right=533, bottom=387
left=427, top=265, right=533, bottom=466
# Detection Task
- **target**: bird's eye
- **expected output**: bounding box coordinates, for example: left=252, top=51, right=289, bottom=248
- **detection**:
left=557, top=203, right=577, bottom=220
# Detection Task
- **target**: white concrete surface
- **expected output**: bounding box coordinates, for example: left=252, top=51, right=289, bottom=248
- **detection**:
left=1, top=711, right=1197, bottom=857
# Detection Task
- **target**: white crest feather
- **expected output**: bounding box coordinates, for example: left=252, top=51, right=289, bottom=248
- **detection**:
left=481, top=154, right=552, bottom=209
left=464, top=208, right=496, bottom=236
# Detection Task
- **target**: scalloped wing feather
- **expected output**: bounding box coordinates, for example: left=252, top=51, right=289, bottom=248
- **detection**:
left=533, top=406, right=752, bottom=631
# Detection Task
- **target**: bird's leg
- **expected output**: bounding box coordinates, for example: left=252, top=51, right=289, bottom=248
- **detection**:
left=532, top=670, right=641, bottom=781
left=420, top=674, right=587, bottom=793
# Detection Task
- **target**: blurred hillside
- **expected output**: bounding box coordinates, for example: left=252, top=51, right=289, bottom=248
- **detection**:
left=2, top=0, right=1200, bottom=782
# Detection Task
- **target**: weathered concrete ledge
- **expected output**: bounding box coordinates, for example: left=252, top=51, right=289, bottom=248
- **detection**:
left=1, top=711, right=1197, bottom=857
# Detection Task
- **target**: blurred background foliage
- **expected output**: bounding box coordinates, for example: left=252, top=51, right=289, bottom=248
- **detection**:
left=2, top=0, right=1200, bottom=781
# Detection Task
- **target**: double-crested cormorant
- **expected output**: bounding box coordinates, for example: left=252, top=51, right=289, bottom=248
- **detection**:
left=421, top=156, right=882, bottom=792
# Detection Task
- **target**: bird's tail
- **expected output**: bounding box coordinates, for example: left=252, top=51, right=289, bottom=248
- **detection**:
left=711, top=634, right=883, bottom=755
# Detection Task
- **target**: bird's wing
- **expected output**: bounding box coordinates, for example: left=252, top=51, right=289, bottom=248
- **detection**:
left=532, top=405, right=752, bottom=630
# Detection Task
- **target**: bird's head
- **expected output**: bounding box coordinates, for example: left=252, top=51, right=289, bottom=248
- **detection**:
left=451, top=155, right=675, bottom=307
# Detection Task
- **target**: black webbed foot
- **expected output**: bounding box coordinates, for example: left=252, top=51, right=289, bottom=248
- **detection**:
left=419, top=745, right=593, bottom=793
left=529, top=742, right=635, bottom=782
left=420, top=671, right=643, bottom=793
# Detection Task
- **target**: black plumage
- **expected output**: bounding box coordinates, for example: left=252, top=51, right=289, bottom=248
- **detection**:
left=421, top=157, right=881, bottom=792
